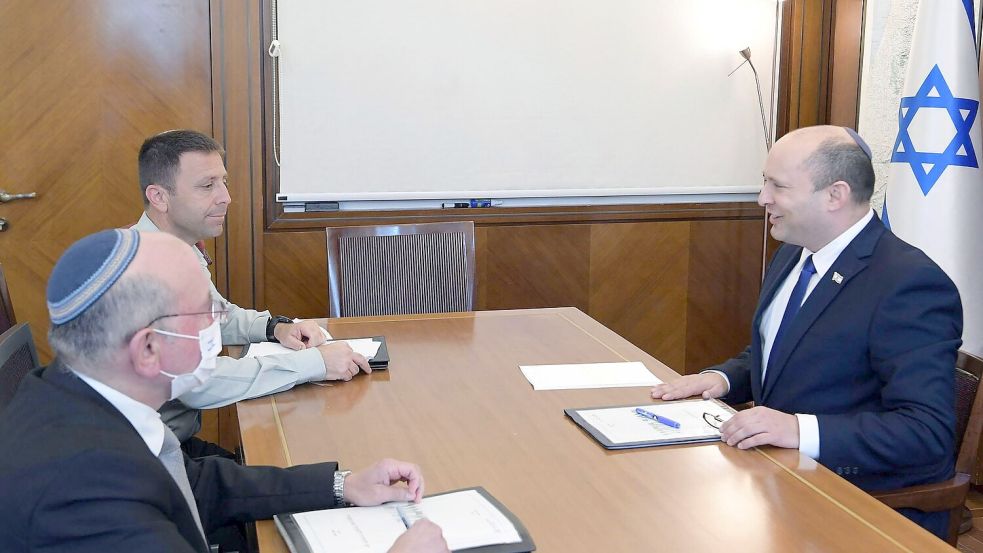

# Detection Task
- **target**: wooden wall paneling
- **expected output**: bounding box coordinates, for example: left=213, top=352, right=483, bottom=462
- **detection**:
left=478, top=224, right=591, bottom=312
left=0, top=0, right=212, bottom=361
left=829, top=0, right=864, bottom=128
left=210, top=0, right=265, bottom=309
left=588, top=222, right=690, bottom=372
left=263, top=230, right=329, bottom=318
left=684, top=219, right=764, bottom=374
left=777, top=0, right=836, bottom=136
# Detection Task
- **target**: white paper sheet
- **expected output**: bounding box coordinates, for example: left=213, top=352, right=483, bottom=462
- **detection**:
left=285, top=490, right=521, bottom=553
left=518, top=361, right=662, bottom=390
left=244, top=326, right=382, bottom=361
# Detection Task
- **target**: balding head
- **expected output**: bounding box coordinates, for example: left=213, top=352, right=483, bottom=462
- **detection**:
left=48, top=231, right=209, bottom=374
left=760, top=126, right=874, bottom=251
left=774, top=125, right=875, bottom=205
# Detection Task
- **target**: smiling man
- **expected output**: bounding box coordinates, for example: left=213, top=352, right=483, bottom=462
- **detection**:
left=651, top=125, right=962, bottom=539
left=133, top=130, right=370, bottom=453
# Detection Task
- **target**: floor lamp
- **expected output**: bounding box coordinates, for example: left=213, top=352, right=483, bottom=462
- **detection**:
left=729, top=46, right=773, bottom=281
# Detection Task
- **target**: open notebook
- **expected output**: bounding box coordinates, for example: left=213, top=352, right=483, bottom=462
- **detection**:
left=565, top=399, right=737, bottom=449
left=274, top=487, right=535, bottom=553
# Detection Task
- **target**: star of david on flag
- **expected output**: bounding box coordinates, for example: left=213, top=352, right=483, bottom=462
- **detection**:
left=883, top=0, right=983, bottom=357
left=891, top=64, right=979, bottom=195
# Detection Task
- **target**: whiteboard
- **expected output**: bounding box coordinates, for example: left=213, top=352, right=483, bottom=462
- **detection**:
left=276, top=0, right=781, bottom=202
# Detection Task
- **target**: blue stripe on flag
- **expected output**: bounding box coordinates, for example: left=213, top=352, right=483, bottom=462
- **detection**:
left=964, top=0, right=976, bottom=38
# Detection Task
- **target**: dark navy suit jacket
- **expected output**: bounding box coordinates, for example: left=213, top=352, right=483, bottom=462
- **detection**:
left=0, top=362, right=339, bottom=552
left=712, top=215, right=961, bottom=494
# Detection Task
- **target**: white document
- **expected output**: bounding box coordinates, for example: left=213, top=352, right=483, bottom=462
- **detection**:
left=519, top=361, right=662, bottom=390
left=282, top=490, right=522, bottom=553
left=577, top=400, right=734, bottom=446
left=244, top=325, right=383, bottom=361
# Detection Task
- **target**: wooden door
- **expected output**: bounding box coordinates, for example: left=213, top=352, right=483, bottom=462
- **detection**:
left=0, top=1, right=213, bottom=360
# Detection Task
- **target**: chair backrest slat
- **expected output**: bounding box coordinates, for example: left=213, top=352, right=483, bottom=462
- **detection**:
left=0, top=263, right=15, bottom=334
left=955, top=350, right=983, bottom=475
left=326, top=222, right=476, bottom=317
left=0, top=324, right=40, bottom=413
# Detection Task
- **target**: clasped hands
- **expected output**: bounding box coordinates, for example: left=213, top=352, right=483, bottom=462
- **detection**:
left=651, top=373, right=800, bottom=450
left=344, top=459, right=450, bottom=553
left=272, top=319, right=371, bottom=381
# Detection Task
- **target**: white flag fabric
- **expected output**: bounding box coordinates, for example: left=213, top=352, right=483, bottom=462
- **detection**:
left=885, top=0, right=983, bottom=356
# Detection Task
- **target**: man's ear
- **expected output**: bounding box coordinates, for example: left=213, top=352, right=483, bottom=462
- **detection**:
left=129, top=327, right=164, bottom=379
left=825, top=180, right=853, bottom=210
left=145, top=184, right=169, bottom=213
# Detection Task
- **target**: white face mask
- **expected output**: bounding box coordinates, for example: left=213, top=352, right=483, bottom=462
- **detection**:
left=155, top=319, right=222, bottom=400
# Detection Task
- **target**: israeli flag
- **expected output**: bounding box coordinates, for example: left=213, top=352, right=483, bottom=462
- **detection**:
left=886, top=0, right=983, bottom=356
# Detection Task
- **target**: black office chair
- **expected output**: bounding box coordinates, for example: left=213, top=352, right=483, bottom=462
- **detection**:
left=0, top=323, right=40, bottom=413
left=0, top=263, right=16, bottom=334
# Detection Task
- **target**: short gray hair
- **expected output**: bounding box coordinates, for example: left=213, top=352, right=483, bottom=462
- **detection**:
left=49, top=275, right=175, bottom=369
left=802, top=138, right=875, bottom=204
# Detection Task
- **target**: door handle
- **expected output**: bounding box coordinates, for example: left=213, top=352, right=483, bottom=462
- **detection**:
left=0, top=190, right=37, bottom=203
left=0, top=217, right=6, bottom=231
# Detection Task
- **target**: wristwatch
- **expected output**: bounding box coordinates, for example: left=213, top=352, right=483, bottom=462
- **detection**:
left=266, top=315, right=292, bottom=342
left=333, top=469, right=352, bottom=506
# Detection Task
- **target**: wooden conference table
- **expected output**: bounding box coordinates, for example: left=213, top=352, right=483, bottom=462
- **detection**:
left=236, top=308, right=951, bottom=552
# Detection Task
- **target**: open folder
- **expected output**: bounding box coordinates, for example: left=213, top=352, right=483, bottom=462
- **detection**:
left=274, top=487, right=535, bottom=553
left=565, top=399, right=736, bottom=449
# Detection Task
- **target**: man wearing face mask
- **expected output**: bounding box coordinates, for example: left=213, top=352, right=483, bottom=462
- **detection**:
left=133, top=130, right=371, bottom=454
left=0, top=229, right=449, bottom=553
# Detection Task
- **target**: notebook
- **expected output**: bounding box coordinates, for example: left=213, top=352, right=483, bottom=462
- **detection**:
left=274, top=487, right=535, bottom=553
left=565, top=399, right=736, bottom=449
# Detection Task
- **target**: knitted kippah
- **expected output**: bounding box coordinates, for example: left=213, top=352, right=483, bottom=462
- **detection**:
left=47, top=229, right=140, bottom=325
left=843, top=127, right=872, bottom=160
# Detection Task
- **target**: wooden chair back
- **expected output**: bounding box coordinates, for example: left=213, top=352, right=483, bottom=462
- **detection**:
left=872, top=350, right=983, bottom=545
left=325, top=222, right=476, bottom=317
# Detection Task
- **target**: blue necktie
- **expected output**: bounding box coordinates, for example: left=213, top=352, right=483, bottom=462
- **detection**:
left=769, top=255, right=816, bottom=367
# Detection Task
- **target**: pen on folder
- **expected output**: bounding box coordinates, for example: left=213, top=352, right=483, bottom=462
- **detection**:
left=635, top=407, right=680, bottom=429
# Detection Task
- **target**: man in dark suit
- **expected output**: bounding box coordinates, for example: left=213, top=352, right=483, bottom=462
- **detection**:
left=651, top=125, right=962, bottom=539
left=0, top=229, right=447, bottom=553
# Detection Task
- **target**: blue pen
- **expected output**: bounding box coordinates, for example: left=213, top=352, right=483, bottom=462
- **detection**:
left=635, top=407, right=681, bottom=429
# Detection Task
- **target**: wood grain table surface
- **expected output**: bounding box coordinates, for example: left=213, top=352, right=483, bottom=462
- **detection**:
left=236, top=308, right=951, bottom=552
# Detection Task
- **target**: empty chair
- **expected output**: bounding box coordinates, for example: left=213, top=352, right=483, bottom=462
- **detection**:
left=872, top=350, right=983, bottom=546
left=325, top=222, right=476, bottom=317
left=0, top=323, right=40, bottom=413
left=0, top=263, right=15, bottom=334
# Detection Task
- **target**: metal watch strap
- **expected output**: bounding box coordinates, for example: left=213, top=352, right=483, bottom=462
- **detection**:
left=333, top=469, right=352, bottom=506
left=266, top=315, right=292, bottom=342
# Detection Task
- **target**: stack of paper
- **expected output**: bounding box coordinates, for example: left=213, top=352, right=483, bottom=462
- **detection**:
left=519, top=361, right=662, bottom=390
left=245, top=332, right=382, bottom=361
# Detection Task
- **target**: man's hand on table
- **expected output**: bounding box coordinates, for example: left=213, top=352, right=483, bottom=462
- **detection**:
left=344, top=458, right=425, bottom=506
left=273, top=319, right=329, bottom=349
left=651, top=372, right=727, bottom=401
left=388, top=520, right=450, bottom=553
left=720, top=406, right=800, bottom=450
left=317, top=341, right=371, bottom=380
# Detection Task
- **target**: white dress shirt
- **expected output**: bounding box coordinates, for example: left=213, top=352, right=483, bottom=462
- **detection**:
left=72, top=369, right=166, bottom=456
left=707, top=209, right=874, bottom=459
